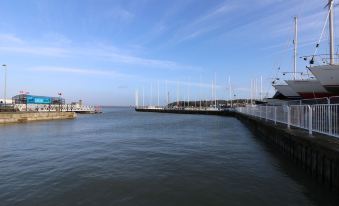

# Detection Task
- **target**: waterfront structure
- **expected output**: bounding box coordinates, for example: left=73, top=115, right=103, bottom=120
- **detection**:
left=12, top=94, right=65, bottom=105
left=10, top=94, right=96, bottom=113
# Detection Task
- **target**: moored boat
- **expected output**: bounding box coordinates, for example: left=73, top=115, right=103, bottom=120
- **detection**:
left=307, top=0, right=339, bottom=95
left=309, top=65, right=339, bottom=93
left=272, top=84, right=300, bottom=99
left=285, top=79, right=330, bottom=99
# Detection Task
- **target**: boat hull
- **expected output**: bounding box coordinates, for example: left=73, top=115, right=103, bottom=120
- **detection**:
left=309, top=65, right=339, bottom=94
left=285, top=80, right=330, bottom=99
left=272, top=84, right=300, bottom=99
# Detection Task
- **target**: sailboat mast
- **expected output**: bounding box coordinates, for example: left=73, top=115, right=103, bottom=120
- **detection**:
left=329, top=0, right=335, bottom=65
left=157, top=80, right=160, bottom=107
left=293, top=16, right=298, bottom=80
left=214, top=73, right=217, bottom=108
left=142, top=87, right=145, bottom=107
left=260, top=76, right=263, bottom=100
left=135, top=89, right=139, bottom=108
left=165, top=80, right=168, bottom=106
left=228, top=76, right=232, bottom=107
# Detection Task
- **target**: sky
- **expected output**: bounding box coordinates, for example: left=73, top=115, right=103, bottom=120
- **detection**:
left=0, top=0, right=338, bottom=106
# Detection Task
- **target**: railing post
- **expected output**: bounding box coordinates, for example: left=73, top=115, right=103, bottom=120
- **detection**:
left=308, top=105, right=312, bottom=135
left=328, top=104, right=332, bottom=135
left=287, top=106, right=291, bottom=129
left=274, top=107, right=277, bottom=124
left=265, top=106, right=268, bottom=121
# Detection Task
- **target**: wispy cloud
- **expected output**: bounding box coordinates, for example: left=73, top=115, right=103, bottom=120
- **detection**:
left=159, top=79, right=227, bottom=89
left=170, top=0, right=288, bottom=43
left=172, top=1, right=238, bottom=42
left=41, top=32, right=72, bottom=45
left=0, top=45, right=68, bottom=57
left=0, top=34, right=24, bottom=44
left=0, top=34, right=199, bottom=70
left=30, top=66, right=117, bottom=76
left=107, top=7, right=134, bottom=22
left=86, top=49, right=198, bottom=70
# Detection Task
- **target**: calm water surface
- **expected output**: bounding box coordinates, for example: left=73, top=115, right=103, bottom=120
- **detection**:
left=0, top=107, right=338, bottom=206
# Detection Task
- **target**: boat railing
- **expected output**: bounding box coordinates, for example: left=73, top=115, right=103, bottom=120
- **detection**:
left=302, top=54, right=339, bottom=65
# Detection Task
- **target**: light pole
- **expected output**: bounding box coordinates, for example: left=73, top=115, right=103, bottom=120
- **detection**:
left=2, top=64, right=7, bottom=107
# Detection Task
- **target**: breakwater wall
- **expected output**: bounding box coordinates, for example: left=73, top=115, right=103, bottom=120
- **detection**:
left=0, top=112, right=76, bottom=124
left=235, top=113, right=339, bottom=191
left=135, top=108, right=235, bottom=116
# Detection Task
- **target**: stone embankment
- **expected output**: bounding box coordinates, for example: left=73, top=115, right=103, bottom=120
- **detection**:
left=0, top=112, right=76, bottom=124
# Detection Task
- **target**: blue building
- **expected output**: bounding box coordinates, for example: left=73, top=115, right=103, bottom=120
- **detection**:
left=12, top=94, right=65, bottom=105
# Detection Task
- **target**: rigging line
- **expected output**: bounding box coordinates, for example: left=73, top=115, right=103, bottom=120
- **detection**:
left=273, top=20, right=296, bottom=83
left=272, top=22, right=294, bottom=82
left=271, top=0, right=305, bottom=84
left=297, top=0, right=307, bottom=18
left=296, top=0, right=307, bottom=77
left=313, top=1, right=333, bottom=57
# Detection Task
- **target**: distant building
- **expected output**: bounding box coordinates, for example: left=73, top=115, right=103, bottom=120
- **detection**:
left=12, top=94, right=65, bottom=105
left=0, top=99, right=13, bottom=105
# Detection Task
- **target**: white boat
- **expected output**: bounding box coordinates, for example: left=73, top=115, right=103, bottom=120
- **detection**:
left=272, top=84, right=300, bottom=98
left=308, top=0, right=339, bottom=94
left=285, top=79, right=329, bottom=99
left=309, top=65, right=339, bottom=93
left=277, top=14, right=331, bottom=99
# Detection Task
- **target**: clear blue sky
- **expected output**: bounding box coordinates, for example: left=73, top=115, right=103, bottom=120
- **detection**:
left=0, top=0, right=337, bottom=105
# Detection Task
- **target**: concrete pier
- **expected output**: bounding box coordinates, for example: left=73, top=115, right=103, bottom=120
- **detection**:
left=135, top=108, right=234, bottom=116
left=0, top=112, right=76, bottom=124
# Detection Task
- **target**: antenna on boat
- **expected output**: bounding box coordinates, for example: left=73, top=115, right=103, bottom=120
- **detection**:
left=293, top=16, right=298, bottom=80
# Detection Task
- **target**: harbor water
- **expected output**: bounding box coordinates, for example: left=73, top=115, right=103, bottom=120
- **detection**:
left=0, top=107, right=338, bottom=206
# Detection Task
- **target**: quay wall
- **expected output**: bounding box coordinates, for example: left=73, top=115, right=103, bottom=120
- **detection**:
left=235, top=113, right=339, bottom=191
left=135, top=108, right=234, bottom=116
left=0, top=112, right=76, bottom=124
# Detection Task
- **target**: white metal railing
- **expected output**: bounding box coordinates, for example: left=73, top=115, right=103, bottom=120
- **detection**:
left=236, top=104, right=339, bottom=138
